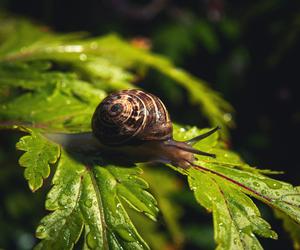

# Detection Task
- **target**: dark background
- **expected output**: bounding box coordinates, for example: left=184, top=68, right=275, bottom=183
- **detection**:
left=0, top=0, right=299, bottom=249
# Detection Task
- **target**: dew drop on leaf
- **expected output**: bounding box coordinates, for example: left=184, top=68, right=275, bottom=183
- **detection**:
left=86, top=232, right=97, bottom=249
left=262, top=179, right=283, bottom=189
left=114, top=225, right=135, bottom=242
left=253, top=182, right=260, bottom=187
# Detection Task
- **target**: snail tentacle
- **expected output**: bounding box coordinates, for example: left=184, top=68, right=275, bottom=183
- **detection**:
left=186, top=126, right=220, bottom=145
left=164, top=140, right=216, bottom=158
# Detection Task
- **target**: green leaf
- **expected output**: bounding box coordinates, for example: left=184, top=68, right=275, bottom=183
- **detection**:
left=171, top=126, right=300, bottom=249
left=16, top=130, right=60, bottom=191
left=0, top=62, right=106, bottom=132
left=189, top=169, right=277, bottom=249
left=35, top=149, right=158, bottom=249
left=0, top=17, right=233, bottom=134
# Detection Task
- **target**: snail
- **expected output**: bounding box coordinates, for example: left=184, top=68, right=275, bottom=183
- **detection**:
left=91, top=89, right=219, bottom=169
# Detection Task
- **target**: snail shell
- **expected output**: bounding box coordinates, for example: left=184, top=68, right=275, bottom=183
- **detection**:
left=92, top=89, right=173, bottom=146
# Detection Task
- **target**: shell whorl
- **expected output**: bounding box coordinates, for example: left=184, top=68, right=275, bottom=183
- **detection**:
left=92, top=89, right=172, bottom=146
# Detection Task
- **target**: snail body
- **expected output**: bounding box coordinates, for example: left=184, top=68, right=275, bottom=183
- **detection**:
left=92, top=89, right=219, bottom=169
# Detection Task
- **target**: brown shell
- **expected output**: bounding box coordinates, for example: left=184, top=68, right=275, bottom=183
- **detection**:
left=92, top=89, right=173, bottom=146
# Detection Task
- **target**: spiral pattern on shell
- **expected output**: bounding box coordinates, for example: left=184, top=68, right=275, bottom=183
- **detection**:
left=92, top=89, right=172, bottom=146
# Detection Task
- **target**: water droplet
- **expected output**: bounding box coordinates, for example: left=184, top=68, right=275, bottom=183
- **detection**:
left=79, top=53, right=87, bottom=61
left=114, top=225, right=135, bottom=242
left=262, top=179, right=283, bottom=189
left=87, top=232, right=98, bottom=249
left=253, top=182, right=260, bottom=187
left=85, top=199, right=93, bottom=208
left=179, top=127, right=186, bottom=132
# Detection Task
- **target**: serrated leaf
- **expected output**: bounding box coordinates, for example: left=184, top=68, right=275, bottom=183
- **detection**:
left=35, top=150, right=158, bottom=249
left=172, top=127, right=300, bottom=249
left=16, top=130, right=60, bottom=191
left=0, top=65, right=106, bottom=132
left=189, top=169, right=277, bottom=249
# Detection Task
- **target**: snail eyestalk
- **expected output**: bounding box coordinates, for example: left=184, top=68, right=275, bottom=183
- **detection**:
left=164, top=140, right=216, bottom=158
left=186, top=126, right=220, bottom=145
